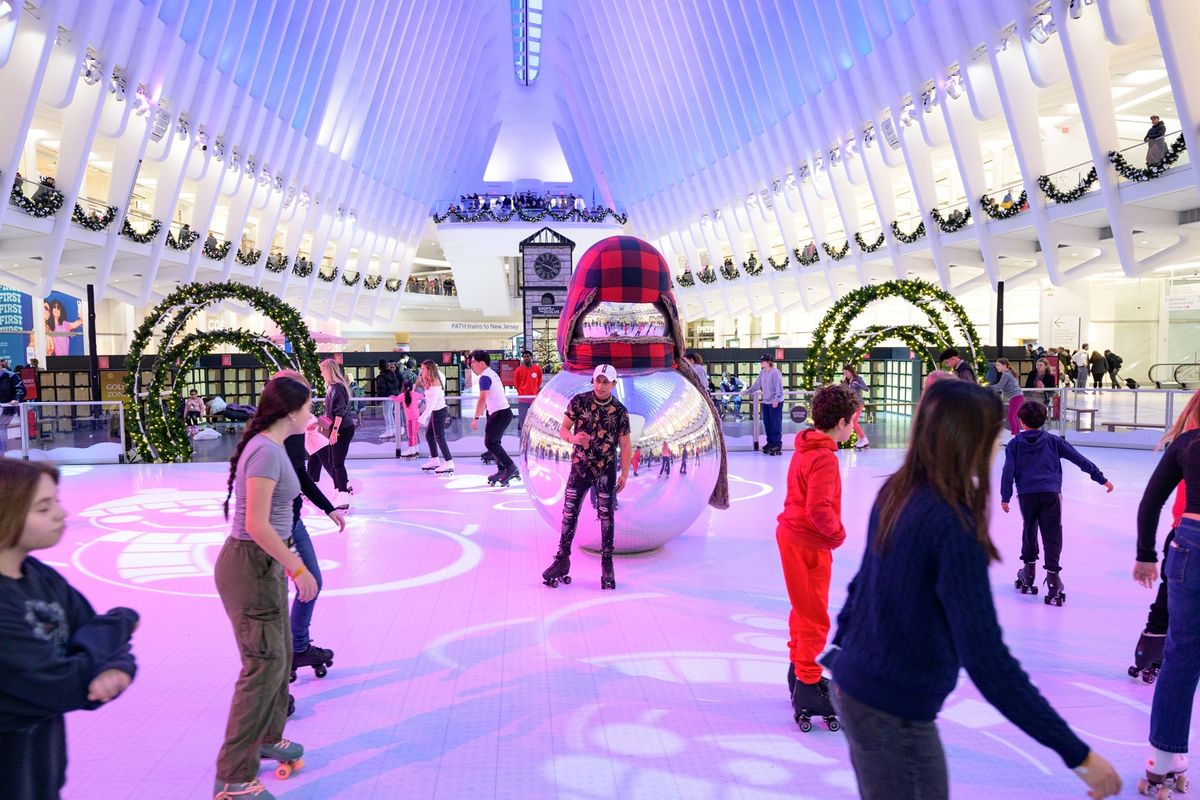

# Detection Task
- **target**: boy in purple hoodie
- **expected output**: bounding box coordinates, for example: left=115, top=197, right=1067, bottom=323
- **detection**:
left=1001, top=400, right=1113, bottom=605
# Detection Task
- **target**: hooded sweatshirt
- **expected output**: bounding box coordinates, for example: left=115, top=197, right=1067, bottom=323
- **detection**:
left=776, top=429, right=845, bottom=550
left=1000, top=428, right=1108, bottom=503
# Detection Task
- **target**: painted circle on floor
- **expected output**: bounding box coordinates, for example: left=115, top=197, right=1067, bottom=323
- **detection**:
left=71, top=489, right=482, bottom=598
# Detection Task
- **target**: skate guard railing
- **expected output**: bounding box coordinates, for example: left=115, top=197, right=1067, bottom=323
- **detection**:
left=4, top=401, right=126, bottom=464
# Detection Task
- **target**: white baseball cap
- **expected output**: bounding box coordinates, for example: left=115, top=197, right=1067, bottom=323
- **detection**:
left=592, top=364, right=618, bottom=382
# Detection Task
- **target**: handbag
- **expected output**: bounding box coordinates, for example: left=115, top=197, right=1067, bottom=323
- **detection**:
left=316, top=415, right=334, bottom=436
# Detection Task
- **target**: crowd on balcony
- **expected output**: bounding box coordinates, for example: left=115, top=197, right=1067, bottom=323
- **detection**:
left=455, top=191, right=588, bottom=214
left=406, top=275, right=456, bottom=296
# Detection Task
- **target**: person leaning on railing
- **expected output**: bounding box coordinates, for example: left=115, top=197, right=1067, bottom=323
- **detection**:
left=1145, top=115, right=1168, bottom=167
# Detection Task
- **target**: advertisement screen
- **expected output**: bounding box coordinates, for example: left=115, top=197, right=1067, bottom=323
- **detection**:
left=0, top=284, right=34, bottom=365
left=45, top=290, right=85, bottom=356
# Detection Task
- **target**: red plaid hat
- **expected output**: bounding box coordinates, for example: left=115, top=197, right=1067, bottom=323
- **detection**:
left=558, top=236, right=682, bottom=370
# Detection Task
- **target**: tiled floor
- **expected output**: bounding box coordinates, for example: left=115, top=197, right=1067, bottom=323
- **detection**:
left=42, top=445, right=1175, bottom=798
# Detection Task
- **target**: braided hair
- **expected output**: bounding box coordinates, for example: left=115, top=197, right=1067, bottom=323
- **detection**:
left=224, top=376, right=312, bottom=519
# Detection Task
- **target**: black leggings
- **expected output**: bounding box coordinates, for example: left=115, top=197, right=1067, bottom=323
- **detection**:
left=426, top=408, right=451, bottom=460
left=307, top=425, right=355, bottom=491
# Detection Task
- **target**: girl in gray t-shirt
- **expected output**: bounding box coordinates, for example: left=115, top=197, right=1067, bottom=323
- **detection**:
left=212, top=377, right=319, bottom=797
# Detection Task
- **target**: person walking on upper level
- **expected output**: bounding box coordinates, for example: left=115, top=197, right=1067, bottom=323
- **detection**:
left=744, top=354, right=784, bottom=455
left=1146, top=115, right=1168, bottom=167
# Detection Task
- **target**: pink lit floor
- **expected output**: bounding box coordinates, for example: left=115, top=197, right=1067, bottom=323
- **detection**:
left=46, top=447, right=1175, bottom=799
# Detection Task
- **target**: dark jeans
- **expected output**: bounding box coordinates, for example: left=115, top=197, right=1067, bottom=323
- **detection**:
left=1018, top=492, right=1063, bottom=571
left=832, top=682, right=948, bottom=800
left=484, top=408, right=514, bottom=470
left=561, top=464, right=617, bottom=553
left=0, top=715, right=66, bottom=799
left=426, top=407, right=452, bottom=460
left=1150, top=519, right=1200, bottom=752
left=289, top=518, right=323, bottom=652
left=214, top=538, right=291, bottom=783
left=1146, top=528, right=1176, bottom=635
left=307, top=424, right=355, bottom=491
left=762, top=402, right=783, bottom=448
left=1109, top=369, right=1121, bottom=388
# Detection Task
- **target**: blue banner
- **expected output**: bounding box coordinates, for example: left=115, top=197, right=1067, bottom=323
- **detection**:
left=0, top=284, right=33, bottom=365
left=45, top=290, right=84, bottom=356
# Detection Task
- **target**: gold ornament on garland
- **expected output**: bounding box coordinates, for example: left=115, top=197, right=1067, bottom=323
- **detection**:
left=805, top=277, right=985, bottom=389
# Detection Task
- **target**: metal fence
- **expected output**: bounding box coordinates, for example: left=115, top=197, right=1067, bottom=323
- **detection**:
left=2, top=401, right=127, bottom=463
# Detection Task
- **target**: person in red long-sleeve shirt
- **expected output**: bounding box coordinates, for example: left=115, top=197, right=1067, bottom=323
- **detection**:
left=776, top=383, right=857, bottom=729
left=513, top=350, right=543, bottom=435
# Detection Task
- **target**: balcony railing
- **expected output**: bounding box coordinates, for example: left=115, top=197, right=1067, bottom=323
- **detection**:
left=1110, top=131, right=1189, bottom=186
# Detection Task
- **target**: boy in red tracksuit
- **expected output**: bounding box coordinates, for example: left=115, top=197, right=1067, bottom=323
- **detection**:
left=777, top=383, right=858, bottom=728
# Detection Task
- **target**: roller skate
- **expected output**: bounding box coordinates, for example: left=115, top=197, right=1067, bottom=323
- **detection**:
left=259, top=739, right=304, bottom=780
left=400, top=445, right=419, bottom=459
left=433, top=459, right=455, bottom=476
left=1014, top=561, right=1038, bottom=595
left=1138, top=749, right=1189, bottom=798
left=497, top=464, right=521, bottom=487
left=421, top=457, right=441, bottom=472
left=1043, top=569, right=1066, bottom=606
left=600, top=553, right=616, bottom=590
left=542, top=550, right=572, bottom=588
left=486, top=467, right=505, bottom=485
left=854, top=437, right=869, bottom=450
left=791, top=677, right=840, bottom=733
left=333, top=491, right=351, bottom=511
left=213, top=778, right=275, bottom=798
left=1129, top=630, right=1166, bottom=684
left=290, top=643, right=334, bottom=682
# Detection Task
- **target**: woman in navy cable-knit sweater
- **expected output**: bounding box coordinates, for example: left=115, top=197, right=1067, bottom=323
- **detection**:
left=822, top=380, right=1120, bottom=800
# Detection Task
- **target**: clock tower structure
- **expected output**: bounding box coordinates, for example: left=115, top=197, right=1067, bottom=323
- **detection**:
left=518, top=227, right=575, bottom=359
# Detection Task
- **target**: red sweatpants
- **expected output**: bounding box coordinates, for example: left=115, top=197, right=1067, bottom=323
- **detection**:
left=777, top=533, right=833, bottom=684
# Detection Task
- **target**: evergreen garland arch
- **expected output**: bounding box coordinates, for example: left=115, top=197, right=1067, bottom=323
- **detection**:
left=124, top=281, right=321, bottom=462
left=805, top=278, right=985, bottom=389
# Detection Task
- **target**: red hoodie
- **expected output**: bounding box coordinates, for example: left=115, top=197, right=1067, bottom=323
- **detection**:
left=776, top=429, right=846, bottom=550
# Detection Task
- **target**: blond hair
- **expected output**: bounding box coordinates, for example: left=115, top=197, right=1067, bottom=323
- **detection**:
left=320, top=358, right=349, bottom=389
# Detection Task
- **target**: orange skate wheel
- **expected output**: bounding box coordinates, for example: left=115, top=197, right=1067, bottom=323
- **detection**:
left=275, top=763, right=293, bottom=780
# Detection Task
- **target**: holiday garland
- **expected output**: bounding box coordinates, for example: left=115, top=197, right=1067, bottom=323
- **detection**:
left=978, top=190, right=1027, bottom=220
left=71, top=202, right=118, bottom=231
left=1037, top=167, right=1098, bottom=203
left=743, top=254, right=763, bottom=276
left=364, top=274, right=382, bottom=290
left=317, top=265, right=339, bottom=283
left=384, top=277, right=403, bottom=292
left=264, top=254, right=289, bottom=273
left=121, top=217, right=163, bottom=243
left=236, top=248, right=261, bottom=266
left=165, top=229, right=200, bottom=251
left=697, top=266, right=717, bottom=284
left=855, top=232, right=885, bottom=253
left=293, top=256, right=313, bottom=277
left=123, top=281, right=320, bottom=462
left=1107, top=135, right=1187, bottom=182
left=341, top=270, right=361, bottom=287
left=891, top=218, right=926, bottom=243
left=677, top=271, right=695, bottom=287
left=794, top=245, right=820, bottom=266
left=769, top=254, right=790, bottom=271
left=433, top=205, right=628, bottom=225
left=822, top=240, right=850, bottom=261
left=929, top=207, right=971, bottom=233
left=804, top=277, right=985, bottom=389
left=720, top=261, right=741, bottom=280
left=9, top=182, right=64, bottom=218
left=203, top=238, right=232, bottom=260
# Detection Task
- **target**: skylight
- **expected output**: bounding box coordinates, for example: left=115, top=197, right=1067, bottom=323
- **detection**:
left=512, top=0, right=543, bottom=85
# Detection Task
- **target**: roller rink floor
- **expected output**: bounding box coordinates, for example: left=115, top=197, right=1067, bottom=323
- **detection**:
left=37, top=446, right=1184, bottom=799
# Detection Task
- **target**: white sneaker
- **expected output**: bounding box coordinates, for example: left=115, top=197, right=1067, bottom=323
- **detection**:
left=434, top=460, right=455, bottom=474
left=421, top=457, right=441, bottom=470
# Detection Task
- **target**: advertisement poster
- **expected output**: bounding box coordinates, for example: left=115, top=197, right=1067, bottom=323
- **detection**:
left=0, top=284, right=34, bottom=365
left=45, top=290, right=85, bottom=356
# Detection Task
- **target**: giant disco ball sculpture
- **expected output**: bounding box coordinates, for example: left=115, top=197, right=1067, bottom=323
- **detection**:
left=521, top=236, right=728, bottom=554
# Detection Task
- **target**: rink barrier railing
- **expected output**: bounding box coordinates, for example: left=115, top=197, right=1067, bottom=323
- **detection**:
left=4, top=401, right=127, bottom=464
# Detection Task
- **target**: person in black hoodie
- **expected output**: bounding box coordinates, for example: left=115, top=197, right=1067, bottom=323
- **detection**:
left=375, top=359, right=401, bottom=441
left=1001, top=400, right=1113, bottom=604
left=0, top=460, right=138, bottom=799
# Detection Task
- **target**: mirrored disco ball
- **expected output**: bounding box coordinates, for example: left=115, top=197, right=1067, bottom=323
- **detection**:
left=578, top=302, right=668, bottom=339
left=521, top=367, right=721, bottom=553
